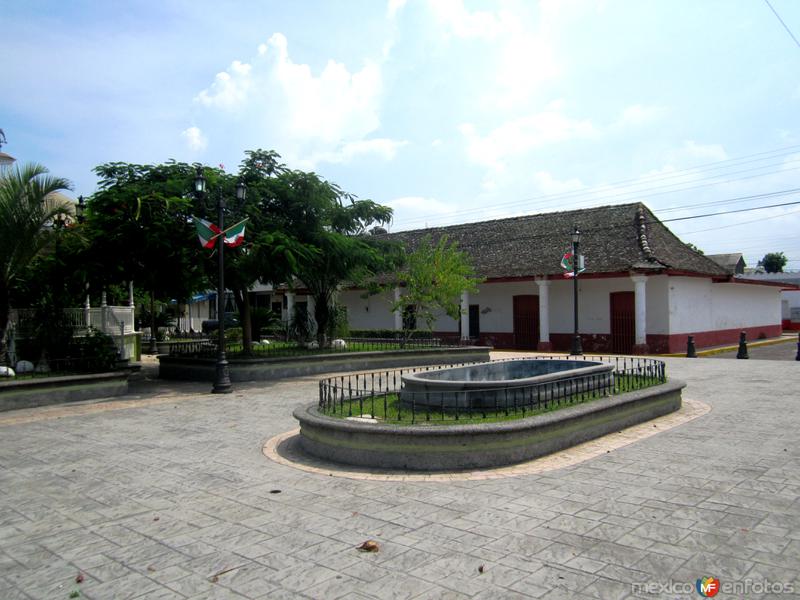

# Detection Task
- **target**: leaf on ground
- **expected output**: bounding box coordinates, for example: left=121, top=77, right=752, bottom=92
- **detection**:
left=269, top=489, right=281, bottom=494
left=356, top=540, right=380, bottom=553
left=153, top=516, right=160, bottom=521
left=147, top=565, right=157, bottom=572
left=478, top=564, right=485, bottom=573
left=75, top=573, right=84, bottom=584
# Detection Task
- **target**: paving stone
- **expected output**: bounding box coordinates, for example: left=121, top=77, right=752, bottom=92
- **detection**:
left=1, top=356, right=799, bottom=599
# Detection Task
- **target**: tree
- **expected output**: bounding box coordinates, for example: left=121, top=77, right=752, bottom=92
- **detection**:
left=390, top=235, right=483, bottom=344
left=0, top=163, right=72, bottom=362
left=280, top=170, right=396, bottom=347
left=86, top=161, right=208, bottom=345
left=761, top=252, right=787, bottom=273
left=686, top=243, right=704, bottom=255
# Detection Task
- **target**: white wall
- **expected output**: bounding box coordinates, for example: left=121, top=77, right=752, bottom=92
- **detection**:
left=668, top=277, right=781, bottom=333
left=338, top=289, right=396, bottom=330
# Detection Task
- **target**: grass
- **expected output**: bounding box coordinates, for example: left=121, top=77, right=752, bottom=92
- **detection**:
left=323, top=374, right=663, bottom=425
left=224, top=339, right=443, bottom=358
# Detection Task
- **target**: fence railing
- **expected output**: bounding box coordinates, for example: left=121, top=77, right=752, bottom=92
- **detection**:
left=168, top=336, right=464, bottom=358
left=10, top=306, right=135, bottom=335
left=318, top=356, right=667, bottom=424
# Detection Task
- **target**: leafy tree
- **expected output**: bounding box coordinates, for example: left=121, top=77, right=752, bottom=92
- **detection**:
left=0, top=163, right=72, bottom=363
left=390, top=235, right=483, bottom=344
left=686, top=243, right=704, bottom=255
left=761, top=252, right=787, bottom=273
left=279, top=170, right=396, bottom=347
left=86, top=161, right=208, bottom=346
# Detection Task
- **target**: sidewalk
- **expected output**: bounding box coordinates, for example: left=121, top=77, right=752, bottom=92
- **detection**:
left=0, top=355, right=798, bottom=599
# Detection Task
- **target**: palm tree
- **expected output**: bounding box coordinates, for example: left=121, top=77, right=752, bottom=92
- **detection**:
left=0, top=163, right=72, bottom=363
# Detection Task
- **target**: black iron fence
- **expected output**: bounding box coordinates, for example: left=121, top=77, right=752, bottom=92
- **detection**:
left=318, top=355, right=667, bottom=424
left=168, top=336, right=466, bottom=358
left=1, top=355, right=122, bottom=380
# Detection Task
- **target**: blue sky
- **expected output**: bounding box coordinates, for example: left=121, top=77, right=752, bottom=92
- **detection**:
left=3, top=0, right=800, bottom=268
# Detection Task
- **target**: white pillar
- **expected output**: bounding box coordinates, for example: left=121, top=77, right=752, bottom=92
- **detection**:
left=393, top=287, right=403, bottom=331
left=460, top=291, right=470, bottom=340
left=631, top=275, right=648, bottom=350
left=128, top=281, right=135, bottom=309
left=286, top=292, right=295, bottom=323
left=100, top=290, right=108, bottom=332
left=535, top=278, right=551, bottom=350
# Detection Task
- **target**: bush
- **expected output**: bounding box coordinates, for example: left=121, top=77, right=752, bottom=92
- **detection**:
left=348, top=329, right=434, bottom=339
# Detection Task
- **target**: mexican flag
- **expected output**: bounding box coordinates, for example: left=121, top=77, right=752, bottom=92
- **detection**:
left=560, top=252, right=586, bottom=278
left=222, top=219, right=247, bottom=248
left=192, top=217, right=248, bottom=248
left=193, top=217, right=221, bottom=249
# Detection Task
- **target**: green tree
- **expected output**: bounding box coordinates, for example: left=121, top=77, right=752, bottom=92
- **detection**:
left=761, top=252, right=787, bottom=273
left=86, top=161, right=207, bottom=346
left=281, top=170, right=395, bottom=347
left=0, top=163, right=72, bottom=362
left=686, top=243, right=704, bottom=255
left=390, top=235, right=483, bottom=344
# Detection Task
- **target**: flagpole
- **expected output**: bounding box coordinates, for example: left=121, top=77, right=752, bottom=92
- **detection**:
left=570, top=224, right=583, bottom=356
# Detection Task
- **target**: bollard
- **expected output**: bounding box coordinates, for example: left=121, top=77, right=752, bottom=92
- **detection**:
left=796, top=332, right=800, bottom=361
left=686, top=335, right=697, bottom=358
left=736, top=331, right=749, bottom=359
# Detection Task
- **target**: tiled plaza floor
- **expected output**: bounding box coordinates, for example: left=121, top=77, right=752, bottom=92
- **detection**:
left=0, top=354, right=798, bottom=599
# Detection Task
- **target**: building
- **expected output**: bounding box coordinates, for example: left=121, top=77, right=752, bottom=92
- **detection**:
left=734, top=271, right=800, bottom=331
left=707, top=253, right=746, bottom=275
left=334, top=202, right=785, bottom=353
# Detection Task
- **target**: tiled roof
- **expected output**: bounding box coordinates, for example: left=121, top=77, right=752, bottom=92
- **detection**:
left=383, top=202, right=729, bottom=279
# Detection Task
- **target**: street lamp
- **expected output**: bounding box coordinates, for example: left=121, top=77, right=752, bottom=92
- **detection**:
left=193, top=168, right=247, bottom=394
left=570, top=224, right=583, bottom=356
left=76, top=195, right=86, bottom=223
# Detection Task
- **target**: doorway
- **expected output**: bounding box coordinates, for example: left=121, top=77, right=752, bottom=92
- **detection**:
left=610, top=291, right=635, bottom=354
left=512, top=295, right=539, bottom=349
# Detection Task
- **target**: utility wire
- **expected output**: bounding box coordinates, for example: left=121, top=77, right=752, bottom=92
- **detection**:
left=660, top=199, right=800, bottom=222
left=765, top=0, right=800, bottom=49
left=393, top=147, right=800, bottom=229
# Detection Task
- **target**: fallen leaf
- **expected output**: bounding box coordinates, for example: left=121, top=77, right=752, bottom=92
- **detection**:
left=269, top=489, right=281, bottom=494
left=147, top=565, right=156, bottom=572
left=210, top=575, right=219, bottom=583
left=356, top=540, right=380, bottom=553
left=153, top=516, right=160, bottom=521
left=75, top=573, right=84, bottom=584
left=352, top=511, right=359, bottom=517
left=478, top=564, right=485, bottom=574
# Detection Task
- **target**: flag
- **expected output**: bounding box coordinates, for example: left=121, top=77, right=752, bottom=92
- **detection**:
left=193, top=217, right=221, bottom=249
left=222, top=218, right=247, bottom=247
left=560, top=251, right=585, bottom=278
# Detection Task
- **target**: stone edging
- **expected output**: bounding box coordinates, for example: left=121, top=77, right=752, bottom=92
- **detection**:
left=290, top=379, right=686, bottom=472
left=264, top=397, right=710, bottom=481
left=0, top=372, right=129, bottom=412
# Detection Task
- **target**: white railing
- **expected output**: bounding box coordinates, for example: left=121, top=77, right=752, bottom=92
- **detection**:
left=10, top=306, right=136, bottom=335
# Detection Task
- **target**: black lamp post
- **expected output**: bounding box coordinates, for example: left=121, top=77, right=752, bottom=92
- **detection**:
left=76, top=195, right=86, bottom=224
left=194, top=168, right=246, bottom=394
left=570, top=224, right=583, bottom=356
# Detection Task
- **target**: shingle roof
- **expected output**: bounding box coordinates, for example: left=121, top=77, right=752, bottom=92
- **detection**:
left=383, top=202, right=729, bottom=279
left=706, top=253, right=744, bottom=274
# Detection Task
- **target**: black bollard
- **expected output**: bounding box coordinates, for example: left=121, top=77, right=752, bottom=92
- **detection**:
left=796, top=332, right=800, bottom=361
left=736, top=331, right=749, bottom=359
left=686, top=335, right=697, bottom=358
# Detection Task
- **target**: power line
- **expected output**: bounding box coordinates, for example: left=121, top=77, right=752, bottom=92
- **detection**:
left=660, top=200, right=800, bottom=223
left=392, top=145, right=800, bottom=229
left=764, top=0, right=800, bottom=50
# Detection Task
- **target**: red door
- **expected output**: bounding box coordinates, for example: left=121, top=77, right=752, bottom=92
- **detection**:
left=610, top=292, right=635, bottom=354
left=513, top=295, right=539, bottom=349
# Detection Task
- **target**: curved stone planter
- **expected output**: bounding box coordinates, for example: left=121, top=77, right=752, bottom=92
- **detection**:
left=159, top=346, right=491, bottom=382
left=294, top=379, right=685, bottom=471
left=0, top=372, right=129, bottom=412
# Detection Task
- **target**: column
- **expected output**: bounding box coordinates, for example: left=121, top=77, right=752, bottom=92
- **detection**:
left=393, top=287, right=403, bottom=331
left=286, top=292, right=295, bottom=324
left=460, top=291, right=470, bottom=341
left=631, top=275, right=648, bottom=354
left=84, top=283, right=90, bottom=332
left=535, top=278, right=552, bottom=351
left=128, top=281, right=135, bottom=309
left=100, top=290, right=108, bottom=333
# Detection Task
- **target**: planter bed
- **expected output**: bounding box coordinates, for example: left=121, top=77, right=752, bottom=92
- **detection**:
left=0, top=372, right=130, bottom=412
left=158, top=346, right=491, bottom=382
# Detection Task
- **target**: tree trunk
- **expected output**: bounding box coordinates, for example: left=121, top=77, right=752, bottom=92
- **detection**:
left=149, top=290, right=157, bottom=353
left=314, top=290, right=332, bottom=348
left=232, top=288, right=252, bottom=354
left=0, top=280, right=9, bottom=365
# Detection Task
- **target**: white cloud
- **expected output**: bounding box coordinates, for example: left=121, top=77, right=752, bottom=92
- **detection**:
left=679, top=140, right=728, bottom=162
left=387, top=0, right=407, bottom=19
left=616, top=104, right=666, bottom=127
left=308, top=138, right=408, bottom=165
left=387, top=195, right=451, bottom=214
left=195, top=61, right=253, bottom=110
left=460, top=108, right=596, bottom=170
left=181, top=126, right=207, bottom=151
left=192, top=33, right=398, bottom=167
left=426, top=0, right=507, bottom=39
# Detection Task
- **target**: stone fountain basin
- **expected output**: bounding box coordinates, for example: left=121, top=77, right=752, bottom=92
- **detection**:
left=401, top=359, right=614, bottom=409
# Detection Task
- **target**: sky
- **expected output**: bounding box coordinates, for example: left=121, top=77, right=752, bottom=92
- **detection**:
left=3, top=0, right=800, bottom=269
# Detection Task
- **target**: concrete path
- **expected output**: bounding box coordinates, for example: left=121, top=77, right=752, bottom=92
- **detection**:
left=0, top=355, right=798, bottom=599
left=709, top=337, right=799, bottom=361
